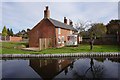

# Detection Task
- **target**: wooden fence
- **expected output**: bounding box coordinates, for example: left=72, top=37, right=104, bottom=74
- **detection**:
left=39, top=38, right=53, bottom=50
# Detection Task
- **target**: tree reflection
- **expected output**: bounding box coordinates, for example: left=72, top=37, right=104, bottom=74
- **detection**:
left=70, top=61, right=74, bottom=70
left=75, top=58, right=104, bottom=79
left=64, top=67, right=68, bottom=75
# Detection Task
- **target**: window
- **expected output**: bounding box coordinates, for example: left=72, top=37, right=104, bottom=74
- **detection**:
left=61, top=36, right=64, bottom=43
left=58, top=28, right=61, bottom=34
left=58, top=36, right=61, bottom=43
left=70, top=31, right=72, bottom=34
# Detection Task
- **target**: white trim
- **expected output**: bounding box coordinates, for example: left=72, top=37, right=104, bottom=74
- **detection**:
left=58, top=28, right=61, bottom=34
left=61, top=36, right=64, bottom=43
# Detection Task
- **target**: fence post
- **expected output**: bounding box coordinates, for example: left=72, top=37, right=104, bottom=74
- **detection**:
left=39, top=38, right=41, bottom=50
left=45, top=38, right=47, bottom=49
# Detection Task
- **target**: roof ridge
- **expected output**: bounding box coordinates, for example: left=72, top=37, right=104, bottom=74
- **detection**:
left=49, top=18, right=69, bottom=26
left=48, top=18, right=76, bottom=31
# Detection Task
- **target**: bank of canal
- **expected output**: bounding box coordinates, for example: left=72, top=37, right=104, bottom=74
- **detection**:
left=1, top=52, right=119, bottom=58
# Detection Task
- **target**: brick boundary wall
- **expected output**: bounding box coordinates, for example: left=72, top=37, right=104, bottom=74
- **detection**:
left=9, top=36, right=22, bottom=42
left=1, top=36, right=22, bottom=42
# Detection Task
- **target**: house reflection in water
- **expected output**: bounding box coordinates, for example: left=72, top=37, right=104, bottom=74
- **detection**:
left=29, top=59, right=73, bottom=80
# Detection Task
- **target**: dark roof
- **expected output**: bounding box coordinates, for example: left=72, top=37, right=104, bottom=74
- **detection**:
left=49, top=18, right=77, bottom=31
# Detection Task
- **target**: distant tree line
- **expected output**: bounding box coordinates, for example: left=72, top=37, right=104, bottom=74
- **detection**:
left=2, top=26, right=30, bottom=40
left=15, top=29, right=30, bottom=39
left=2, top=26, right=14, bottom=36
left=2, top=26, right=14, bottom=40
left=75, top=19, right=120, bottom=38
left=106, top=20, right=120, bottom=35
left=75, top=19, right=120, bottom=45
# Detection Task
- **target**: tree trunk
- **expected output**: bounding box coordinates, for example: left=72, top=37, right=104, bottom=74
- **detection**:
left=5, top=36, right=6, bottom=41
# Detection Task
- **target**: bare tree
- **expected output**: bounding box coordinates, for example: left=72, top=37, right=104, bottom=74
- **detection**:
left=75, top=20, right=92, bottom=34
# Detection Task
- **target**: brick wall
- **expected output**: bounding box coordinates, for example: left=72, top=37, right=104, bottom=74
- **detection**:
left=1, top=36, right=22, bottom=42
left=9, top=36, right=22, bottom=42
left=55, top=28, right=72, bottom=47
left=29, top=19, right=56, bottom=47
left=29, top=19, right=75, bottom=48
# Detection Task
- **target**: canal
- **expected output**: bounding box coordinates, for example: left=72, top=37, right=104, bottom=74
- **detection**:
left=1, top=57, right=120, bottom=80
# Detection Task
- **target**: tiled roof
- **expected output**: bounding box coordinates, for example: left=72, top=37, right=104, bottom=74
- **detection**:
left=49, top=18, right=77, bottom=31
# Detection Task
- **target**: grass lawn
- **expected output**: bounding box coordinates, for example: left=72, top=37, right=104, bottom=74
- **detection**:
left=39, top=45, right=120, bottom=54
left=0, top=42, right=120, bottom=54
left=1, top=42, right=35, bottom=54
left=0, top=42, right=2, bottom=53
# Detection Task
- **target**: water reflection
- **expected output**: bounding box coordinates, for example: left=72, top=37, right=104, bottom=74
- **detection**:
left=2, top=58, right=120, bottom=80
left=29, top=59, right=73, bottom=80
left=73, top=58, right=104, bottom=79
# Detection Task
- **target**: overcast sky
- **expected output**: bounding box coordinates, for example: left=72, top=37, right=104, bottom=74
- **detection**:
left=0, top=0, right=119, bottom=33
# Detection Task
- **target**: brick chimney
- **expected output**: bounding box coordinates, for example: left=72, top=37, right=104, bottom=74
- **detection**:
left=69, top=19, right=73, bottom=26
left=64, top=17, right=67, bottom=24
left=44, top=6, right=50, bottom=19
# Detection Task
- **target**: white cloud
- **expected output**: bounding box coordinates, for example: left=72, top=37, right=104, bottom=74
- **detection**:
left=118, top=1, right=120, bottom=19
left=1, top=0, right=120, bottom=2
left=0, top=2, right=118, bottom=33
left=49, top=2, right=118, bottom=24
left=0, top=2, right=2, bottom=33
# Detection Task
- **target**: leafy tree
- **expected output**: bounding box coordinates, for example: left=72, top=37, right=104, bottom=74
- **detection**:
left=16, top=31, right=21, bottom=37
left=106, top=20, right=120, bottom=35
left=27, top=28, right=31, bottom=33
left=2, top=26, right=8, bottom=40
left=10, top=28, right=14, bottom=36
left=88, top=23, right=107, bottom=38
left=80, top=31, right=89, bottom=38
left=7, top=28, right=14, bottom=36
left=7, top=28, right=10, bottom=36
left=15, top=29, right=28, bottom=39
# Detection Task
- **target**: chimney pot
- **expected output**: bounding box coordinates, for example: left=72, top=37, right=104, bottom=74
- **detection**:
left=69, top=19, right=73, bottom=26
left=44, top=6, right=50, bottom=19
left=46, top=6, right=48, bottom=10
left=64, top=17, right=67, bottom=24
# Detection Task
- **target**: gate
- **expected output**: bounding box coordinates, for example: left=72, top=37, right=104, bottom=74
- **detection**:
left=39, top=38, right=53, bottom=50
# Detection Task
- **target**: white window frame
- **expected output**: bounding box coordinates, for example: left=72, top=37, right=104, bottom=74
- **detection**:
left=58, top=28, right=61, bottom=34
left=70, top=31, right=72, bottom=34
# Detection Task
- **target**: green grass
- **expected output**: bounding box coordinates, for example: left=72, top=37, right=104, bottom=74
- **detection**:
left=1, top=42, right=35, bottom=54
left=0, top=42, right=120, bottom=54
left=39, top=45, right=120, bottom=54
left=0, top=42, right=2, bottom=53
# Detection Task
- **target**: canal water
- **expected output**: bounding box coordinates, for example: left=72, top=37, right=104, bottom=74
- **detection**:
left=1, top=57, right=120, bottom=80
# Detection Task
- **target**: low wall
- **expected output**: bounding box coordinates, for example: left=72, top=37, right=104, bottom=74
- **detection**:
left=2, top=36, right=22, bottom=42
left=10, top=36, right=22, bottom=42
left=1, top=52, right=119, bottom=58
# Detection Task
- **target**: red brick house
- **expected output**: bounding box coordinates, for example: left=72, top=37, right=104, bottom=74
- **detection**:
left=29, top=6, right=77, bottom=48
